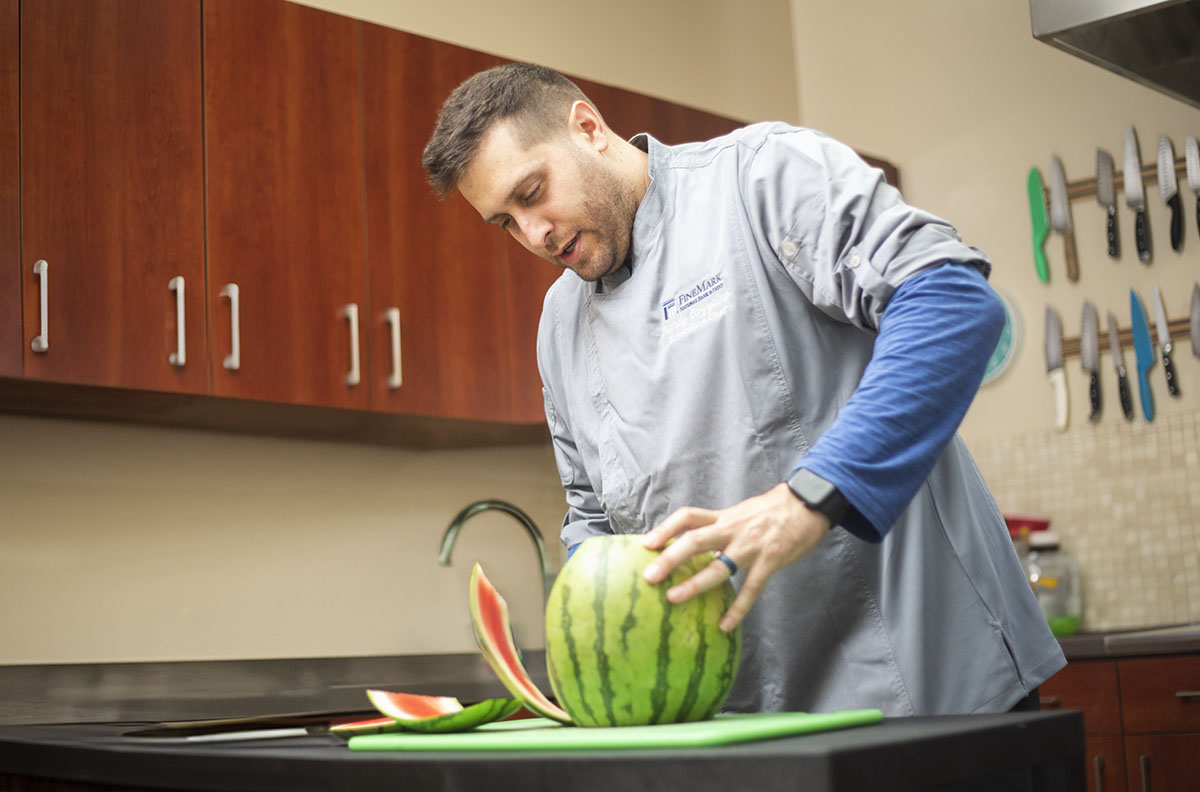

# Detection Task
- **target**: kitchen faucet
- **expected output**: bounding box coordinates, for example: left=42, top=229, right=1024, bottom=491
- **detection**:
left=437, top=499, right=554, bottom=605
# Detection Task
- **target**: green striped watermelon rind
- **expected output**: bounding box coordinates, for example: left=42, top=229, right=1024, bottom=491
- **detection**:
left=469, top=563, right=574, bottom=724
left=333, top=692, right=524, bottom=736
left=544, top=535, right=742, bottom=727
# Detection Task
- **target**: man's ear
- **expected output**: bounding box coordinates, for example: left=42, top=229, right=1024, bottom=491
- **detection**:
left=567, top=100, right=609, bottom=153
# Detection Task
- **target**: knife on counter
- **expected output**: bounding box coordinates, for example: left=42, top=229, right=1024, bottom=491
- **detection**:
left=1045, top=306, right=1068, bottom=430
left=1157, top=135, right=1183, bottom=252
left=1049, top=156, right=1079, bottom=281
left=1130, top=289, right=1156, bottom=422
left=1080, top=301, right=1101, bottom=421
left=1126, top=126, right=1152, bottom=263
left=1097, top=148, right=1120, bottom=258
left=1192, top=283, right=1200, bottom=358
left=1107, top=310, right=1134, bottom=421
left=1027, top=167, right=1051, bottom=283
left=1187, top=136, right=1200, bottom=243
left=1152, top=286, right=1181, bottom=398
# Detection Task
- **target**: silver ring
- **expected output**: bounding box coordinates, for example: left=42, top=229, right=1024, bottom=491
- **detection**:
left=713, top=551, right=738, bottom=577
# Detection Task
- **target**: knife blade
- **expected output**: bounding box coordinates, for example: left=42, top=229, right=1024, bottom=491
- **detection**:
left=1191, top=283, right=1200, bottom=357
left=1152, top=286, right=1181, bottom=398
left=1187, top=136, right=1200, bottom=243
left=1049, top=156, right=1078, bottom=281
left=1080, top=302, right=1101, bottom=421
left=1125, top=126, right=1152, bottom=263
left=1045, top=306, right=1068, bottom=430
left=1107, top=310, right=1134, bottom=420
left=1027, top=167, right=1051, bottom=283
left=1097, top=148, right=1120, bottom=258
left=1157, top=135, right=1182, bottom=251
left=1130, top=289, right=1156, bottom=422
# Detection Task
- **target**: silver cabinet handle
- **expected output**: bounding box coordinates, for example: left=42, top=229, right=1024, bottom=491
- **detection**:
left=386, top=307, right=402, bottom=390
left=220, top=283, right=240, bottom=371
left=168, top=276, right=186, bottom=366
left=1093, top=755, right=1105, bottom=792
left=1039, top=695, right=1061, bottom=707
left=1174, top=690, right=1200, bottom=699
left=343, top=302, right=360, bottom=387
left=1139, top=754, right=1150, bottom=792
left=31, top=260, right=48, bottom=353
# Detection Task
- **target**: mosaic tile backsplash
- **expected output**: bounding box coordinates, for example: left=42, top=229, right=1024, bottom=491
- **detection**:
left=970, top=409, right=1200, bottom=632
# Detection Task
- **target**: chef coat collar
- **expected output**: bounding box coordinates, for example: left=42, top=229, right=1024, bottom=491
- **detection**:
left=597, top=132, right=663, bottom=293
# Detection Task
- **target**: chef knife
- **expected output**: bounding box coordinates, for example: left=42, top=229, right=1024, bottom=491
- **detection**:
left=1097, top=148, right=1120, bottom=258
left=1125, top=126, right=1152, bottom=263
left=1129, top=289, right=1156, bottom=422
left=1027, top=167, right=1051, bottom=283
left=1187, top=136, right=1200, bottom=243
left=1157, top=135, right=1182, bottom=251
left=1080, top=301, right=1101, bottom=421
left=1152, top=286, right=1181, bottom=397
left=1107, top=310, right=1134, bottom=421
left=1049, top=156, right=1079, bottom=281
left=1191, top=283, right=1200, bottom=357
left=1045, top=306, right=1068, bottom=430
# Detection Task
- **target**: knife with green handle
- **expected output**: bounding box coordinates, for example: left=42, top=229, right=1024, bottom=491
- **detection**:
left=1130, top=289, right=1156, bottom=423
left=1027, top=167, right=1051, bottom=283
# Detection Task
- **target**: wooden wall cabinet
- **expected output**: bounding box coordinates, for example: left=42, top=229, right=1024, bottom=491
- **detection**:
left=204, top=0, right=368, bottom=409
left=0, top=0, right=18, bottom=378
left=1040, top=653, right=1200, bottom=792
left=19, top=0, right=207, bottom=393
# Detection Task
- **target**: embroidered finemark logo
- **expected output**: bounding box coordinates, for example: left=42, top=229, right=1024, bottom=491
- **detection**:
left=662, top=273, right=724, bottom=321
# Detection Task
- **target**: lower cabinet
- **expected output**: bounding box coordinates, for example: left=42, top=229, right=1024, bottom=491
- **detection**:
left=1040, top=652, right=1200, bottom=792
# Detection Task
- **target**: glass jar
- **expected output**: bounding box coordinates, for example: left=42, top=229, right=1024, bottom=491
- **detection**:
left=1023, top=531, right=1082, bottom=636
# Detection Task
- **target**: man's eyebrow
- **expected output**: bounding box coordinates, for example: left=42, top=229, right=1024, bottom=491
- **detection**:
left=484, top=169, right=540, bottom=225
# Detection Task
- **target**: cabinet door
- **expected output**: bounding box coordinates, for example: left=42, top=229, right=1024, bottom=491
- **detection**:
left=1039, top=660, right=1123, bottom=735
left=1119, top=655, right=1200, bottom=734
left=1124, top=734, right=1200, bottom=792
left=360, top=25, right=510, bottom=420
left=205, top=0, right=368, bottom=408
left=0, top=0, right=17, bottom=377
left=1086, top=735, right=1127, bottom=792
left=20, top=0, right=206, bottom=392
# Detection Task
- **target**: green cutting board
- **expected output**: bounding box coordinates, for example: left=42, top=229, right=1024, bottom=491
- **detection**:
left=348, top=709, right=882, bottom=752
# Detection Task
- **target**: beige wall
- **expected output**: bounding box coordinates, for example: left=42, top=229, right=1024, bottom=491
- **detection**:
left=790, top=0, right=1200, bottom=629
left=5, top=0, right=1199, bottom=665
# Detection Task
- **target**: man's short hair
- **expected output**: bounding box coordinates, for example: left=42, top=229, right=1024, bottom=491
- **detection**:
left=422, top=63, right=589, bottom=198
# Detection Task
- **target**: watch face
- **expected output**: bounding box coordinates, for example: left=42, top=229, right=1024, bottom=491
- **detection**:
left=790, top=469, right=835, bottom=505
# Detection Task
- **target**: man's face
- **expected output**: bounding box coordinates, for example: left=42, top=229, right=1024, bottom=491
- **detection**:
left=457, top=116, right=635, bottom=282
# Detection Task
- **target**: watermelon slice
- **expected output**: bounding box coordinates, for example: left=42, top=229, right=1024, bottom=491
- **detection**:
left=345, top=690, right=523, bottom=735
left=469, top=563, right=573, bottom=724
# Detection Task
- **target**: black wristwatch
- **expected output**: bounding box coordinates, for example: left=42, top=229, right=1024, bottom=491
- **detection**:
left=786, top=468, right=849, bottom=526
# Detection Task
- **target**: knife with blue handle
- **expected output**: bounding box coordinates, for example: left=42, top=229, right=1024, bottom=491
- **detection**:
left=1129, top=290, right=1156, bottom=422
left=1153, top=286, right=1181, bottom=397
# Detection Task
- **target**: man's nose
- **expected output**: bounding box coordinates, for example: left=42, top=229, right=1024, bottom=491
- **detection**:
left=515, top=214, right=553, bottom=251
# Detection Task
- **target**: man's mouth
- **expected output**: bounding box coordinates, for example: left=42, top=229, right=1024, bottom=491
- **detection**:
left=558, top=234, right=579, bottom=261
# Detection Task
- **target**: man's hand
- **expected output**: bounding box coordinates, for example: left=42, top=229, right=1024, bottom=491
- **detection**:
left=641, top=483, right=831, bottom=633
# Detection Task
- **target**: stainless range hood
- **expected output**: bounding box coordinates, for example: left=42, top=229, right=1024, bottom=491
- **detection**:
left=1030, top=0, right=1200, bottom=109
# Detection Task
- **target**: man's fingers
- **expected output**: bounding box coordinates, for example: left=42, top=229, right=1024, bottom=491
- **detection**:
left=718, top=564, right=771, bottom=632
left=664, top=556, right=736, bottom=604
left=642, top=506, right=718, bottom=549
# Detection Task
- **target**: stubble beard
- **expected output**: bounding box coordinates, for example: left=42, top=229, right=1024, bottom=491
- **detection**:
left=562, top=152, right=638, bottom=283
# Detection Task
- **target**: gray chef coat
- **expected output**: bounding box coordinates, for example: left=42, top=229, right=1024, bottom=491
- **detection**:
left=536, top=122, right=1065, bottom=716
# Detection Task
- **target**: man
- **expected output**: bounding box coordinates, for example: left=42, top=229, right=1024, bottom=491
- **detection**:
left=423, top=63, right=1064, bottom=717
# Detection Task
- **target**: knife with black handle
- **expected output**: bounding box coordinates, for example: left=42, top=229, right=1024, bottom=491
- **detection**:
left=1126, top=126, right=1151, bottom=263
left=1158, top=135, right=1182, bottom=252
left=1097, top=149, right=1119, bottom=258
left=1187, top=136, right=1200, bottom=244
left=1080, top=301, right=1101, bottom=421
left=1107, top=310, right=1133, bottom=421
left=1153, top=286, right=1181, bottom=397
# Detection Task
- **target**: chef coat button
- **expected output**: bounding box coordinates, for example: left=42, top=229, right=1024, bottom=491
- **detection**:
left=781, top=238, right=799, bottom=260
left=847, top=253, right=862, bottom=268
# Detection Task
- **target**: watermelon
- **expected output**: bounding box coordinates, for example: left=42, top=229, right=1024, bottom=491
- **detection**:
left=544, top=535, right=741, bottom=727
left=352, top=689, right=523, bottom=734
left=469, top=563, right=573, bottom=724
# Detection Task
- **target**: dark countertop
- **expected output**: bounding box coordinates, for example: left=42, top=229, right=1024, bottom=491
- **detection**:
left=0, top=711, right=1085, bottom=792
left=1057, top=623, right=1200, bottom=661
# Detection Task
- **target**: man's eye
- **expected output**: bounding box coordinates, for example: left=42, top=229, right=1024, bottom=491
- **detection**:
left=499, top=217, right=513, bottom=231
left=522, top=186, right=540, bottom=204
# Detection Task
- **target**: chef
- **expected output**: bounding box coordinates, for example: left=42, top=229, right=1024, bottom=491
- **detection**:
left=422, top=63, right=1065, bottom=717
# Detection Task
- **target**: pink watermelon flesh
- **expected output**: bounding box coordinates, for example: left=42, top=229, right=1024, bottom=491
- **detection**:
left=469, top=563, right=572, bottom=724
left=366, top=689, right=461, bottom=721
